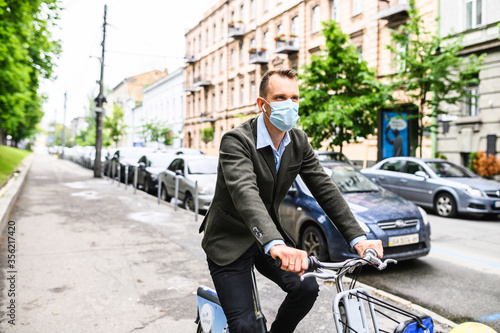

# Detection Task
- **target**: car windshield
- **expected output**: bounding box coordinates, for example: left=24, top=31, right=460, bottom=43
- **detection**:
left=316, top=152, right=352, bottom=164
left=425, top=161, right=476, bottom=178
left=188, top=158, right=218, bottom=175
left=299, top=165, right=379, bottom=195
left=148, top=154, right=175, bottom=167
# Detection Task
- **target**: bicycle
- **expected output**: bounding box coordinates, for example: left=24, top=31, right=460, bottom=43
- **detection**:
left=195, top=249, right=433, bottom=333
left=301, top=248, right=434, bottom=333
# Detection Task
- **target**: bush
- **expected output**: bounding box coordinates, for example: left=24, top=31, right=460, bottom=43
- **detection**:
left=471, top=151, right=500, bottom=178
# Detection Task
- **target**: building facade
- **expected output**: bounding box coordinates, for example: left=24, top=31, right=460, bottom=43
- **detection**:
left=105, top=69, right=168, bottom=147
left=437, top=0, right=500, bottom=165
left=141, top=67, right=185, bottom=148
left=184, top=0, right=437, bottom=162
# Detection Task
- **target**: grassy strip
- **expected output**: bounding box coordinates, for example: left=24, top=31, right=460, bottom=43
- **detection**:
left=0, top=146, right=31, bottom=186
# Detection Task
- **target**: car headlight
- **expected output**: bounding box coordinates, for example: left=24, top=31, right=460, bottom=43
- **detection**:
left=462, top=185, right=483, bottom=197
left=417, top=206, right=430, bottom=225
left=357, top=220, right=370, bottom=233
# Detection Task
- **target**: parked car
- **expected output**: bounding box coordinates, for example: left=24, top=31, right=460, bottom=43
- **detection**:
left=361, top=157, right=500, bottom=218
left=158, top=155, right=218, bottom=212
left=314, top=150, right=355, bottom=166
left=136, top=153, right=177, bottom=194
left=280, top=162, right=431, bottom=262
left=110, top=147, right=154, bottom=183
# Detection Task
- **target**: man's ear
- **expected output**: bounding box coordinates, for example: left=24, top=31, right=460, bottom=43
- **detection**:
left=257, top=97, right=265, bottom=112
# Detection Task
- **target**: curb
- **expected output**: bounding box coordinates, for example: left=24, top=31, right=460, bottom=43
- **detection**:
left=354, top=279, right=457, bottom=329
left=0, top=153, right=33, bottom=233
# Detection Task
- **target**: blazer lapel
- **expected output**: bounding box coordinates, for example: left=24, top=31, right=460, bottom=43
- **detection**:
left=252, top=117, right=277, bottom=181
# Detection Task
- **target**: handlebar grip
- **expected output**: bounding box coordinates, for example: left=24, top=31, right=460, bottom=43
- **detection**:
left=363, top=248, right=378, bottom=259
left=275, top=256, right=319, bottom=272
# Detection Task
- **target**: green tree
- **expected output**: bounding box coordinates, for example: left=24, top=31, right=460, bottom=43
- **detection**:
left=104, top=104, right=127, bottom=148
left=201, top=127, right=214, bottom=147
left=139, top=119, right=173, bottom=147
left=0, top=0, right=61, bottom=146
left=299, top=21, right=392, bottom=153
left=388, top=0, right=484, bottom=157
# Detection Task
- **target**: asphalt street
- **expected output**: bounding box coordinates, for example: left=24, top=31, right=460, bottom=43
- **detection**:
left=0, top=153, right=456, bottom=332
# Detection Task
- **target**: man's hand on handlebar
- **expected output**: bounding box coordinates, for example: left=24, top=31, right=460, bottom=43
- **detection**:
left=353, top=239, right=383, bottom=259
left=270, top=245, right=308, bottom=276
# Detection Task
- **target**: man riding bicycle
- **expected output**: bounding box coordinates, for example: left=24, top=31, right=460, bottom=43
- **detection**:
left=199, top=68, right=383, bottom=333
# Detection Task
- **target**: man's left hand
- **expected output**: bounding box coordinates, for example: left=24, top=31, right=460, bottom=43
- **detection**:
left=353, top=239, right=384, bottom=259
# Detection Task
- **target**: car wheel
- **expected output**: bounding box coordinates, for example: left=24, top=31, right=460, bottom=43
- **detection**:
left=184, top=193, right=196, bottom=212
left=161, top=186, right=171, bottom=202
left=435, top=192, right=457, bottom=218
left=301, top=226, right=329, bottom=261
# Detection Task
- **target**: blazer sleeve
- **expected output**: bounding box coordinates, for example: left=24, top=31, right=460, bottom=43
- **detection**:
left=297, top=131, right=366, bottom=244
left=218, top=131, right=284, bottom=247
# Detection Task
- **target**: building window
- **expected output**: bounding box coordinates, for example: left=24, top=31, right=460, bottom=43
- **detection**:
left=212, top=93, right=216, bottom=112
left=251, top=0, right=256, bottom=19
left=312, top=6, right=321, bottom=33
left=395, top=40, right=407, bottom=73
left=231, top=48, right=236, bottom=68
left=212, top=57, right=216, bottom=77
left=277, top=24, right=283, bottom=36
left=353, top=0, right=362, bottom=16
left=206, top=29, right=209, bottom=47
left=465, top=0, right=482, bottom=30
left=356, top=46, right=363, bottom=62
left=239, top=42, right=245, bottom=64
left=250, top=80, right=256, bottom=101
left=463, top=86, right=479, bottom=117
left=264, top=0, right=269, bottom=12
left=231, top=87, right=235, bottom=107
left=221, top=19, right=224, bottom=40
left=263, top=30, right=270, bottom=50
left=240, top=84, right=245, bottom=105
left=331, top=0, right=340, bottom=22
left=240, top=4, right=244, bottom=21
left=220, top=88, right=224, bottom=109
left=291, top=16, right=299, bottom=36
left=214, top=23, right=217, bottom=42
left=220, top=53, right=224, bottom=73
left=251, top=38, right=256, bottom=49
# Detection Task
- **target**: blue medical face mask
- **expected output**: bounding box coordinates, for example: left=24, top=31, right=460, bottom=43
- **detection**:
left=261, top=98, right=300, bottom=132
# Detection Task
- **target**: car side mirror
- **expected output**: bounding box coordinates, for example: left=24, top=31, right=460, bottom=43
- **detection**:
left=139, top=162, right=146, bottom=168
left=175, top=169, right=184, bottom=177
left=414, top=171, right=428, bottom=179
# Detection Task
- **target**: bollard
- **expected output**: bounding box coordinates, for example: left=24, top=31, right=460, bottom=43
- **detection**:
left=134, top=166, right=138, bottom=194
left=157, top=177, right=162, bottom=205
left=194, top=180, right=199, bottom=221
left=125, top=165, right=129, bottom=189
left=117, top=166, right=121, bottom=187
left=174, top=175, right=180, bottom=212
left=111, top=161, right=115, bottom=183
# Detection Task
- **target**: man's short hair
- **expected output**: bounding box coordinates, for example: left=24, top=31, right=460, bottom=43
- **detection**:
left=259, top=68, right=298, bottom=99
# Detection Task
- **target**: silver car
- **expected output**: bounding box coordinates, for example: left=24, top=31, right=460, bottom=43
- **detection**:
left=361, top=157, right=500, bottom=218
left=158, top=155, right=218, bottom=212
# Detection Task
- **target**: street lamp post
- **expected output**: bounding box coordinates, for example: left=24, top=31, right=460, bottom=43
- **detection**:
left=94, top=5, right=107, bottom=178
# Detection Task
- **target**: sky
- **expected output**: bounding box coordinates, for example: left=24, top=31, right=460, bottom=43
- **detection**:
left=40, top=0, right=218, bottom=128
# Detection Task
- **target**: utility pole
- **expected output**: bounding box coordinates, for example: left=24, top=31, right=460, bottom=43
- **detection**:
left=60, top=91, right=67, bottom=159
left=94, top=4, right=107, bottom=178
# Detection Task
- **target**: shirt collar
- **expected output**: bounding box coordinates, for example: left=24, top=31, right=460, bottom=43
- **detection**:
left=256, top=113, right=290, bottom=151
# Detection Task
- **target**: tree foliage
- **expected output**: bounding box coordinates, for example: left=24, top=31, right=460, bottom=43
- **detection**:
left=104, top=104, right=127, bottom=147
left=388, top=0, right=484, bottom=156
left=201, top=127, right=214, bottom=146
left=471, top=151, right=500, bottom=178
left=139, top=118, right=172, bottom=146
left=299, top=20, right=392, bottom=152
left=0, top=0, right=61, bottom=145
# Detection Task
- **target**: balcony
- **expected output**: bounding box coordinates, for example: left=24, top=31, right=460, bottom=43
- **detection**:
left=248, top=49, right=268, bottom=65
left=200, top=112, right=216, bottom=123
left=185, top=55, right=197, bottom=64
left=376, top=0, right=410, bottom=21
left=274, top=36, right=300, bottom=54
left=184, top=87, right=197, bottom=94
left=228, top=21, right=245, bottom=39
left=193, top=76, right=212, bottom=88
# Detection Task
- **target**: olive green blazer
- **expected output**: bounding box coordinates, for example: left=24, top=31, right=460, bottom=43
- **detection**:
left=200, top=117, right=364, bottom=266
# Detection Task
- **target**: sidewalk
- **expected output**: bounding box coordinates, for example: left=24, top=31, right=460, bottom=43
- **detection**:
left=0, top=153, right=455, bottom=332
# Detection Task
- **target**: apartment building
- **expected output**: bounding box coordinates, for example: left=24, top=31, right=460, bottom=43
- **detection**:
left=184, top=0, right=437, bottom=161
left=437, top=0, right=500, bottom=166
left=105, top=69, right=168, bottom=147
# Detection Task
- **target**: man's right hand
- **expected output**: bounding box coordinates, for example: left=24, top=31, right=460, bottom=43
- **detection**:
left=270, top=245, right=309, bottom=276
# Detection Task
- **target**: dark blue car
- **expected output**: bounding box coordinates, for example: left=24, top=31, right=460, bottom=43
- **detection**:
left=279, top=162, right=431, bottom=262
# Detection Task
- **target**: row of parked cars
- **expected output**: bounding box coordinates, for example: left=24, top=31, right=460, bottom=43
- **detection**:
left=61, top=146, right=499, bottom=263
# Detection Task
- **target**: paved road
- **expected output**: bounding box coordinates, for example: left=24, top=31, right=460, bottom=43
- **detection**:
left=0, top=154, right=454, bottom=332
left=359, top=212, right=500, bottom=332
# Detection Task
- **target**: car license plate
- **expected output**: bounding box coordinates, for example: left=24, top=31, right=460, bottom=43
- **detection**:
left=388, top=234, right=419, bottom=247
left=494, top=201, right=500, bottom=208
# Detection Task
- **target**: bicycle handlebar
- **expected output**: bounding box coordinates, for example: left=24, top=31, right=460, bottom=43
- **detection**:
left=274, top=249, right=397, bottom=282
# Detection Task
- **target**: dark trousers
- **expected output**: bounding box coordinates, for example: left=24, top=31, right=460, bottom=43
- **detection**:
left=207, top=244, right=319, bottom=333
